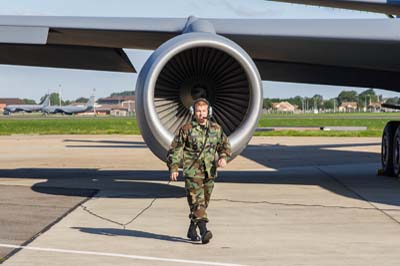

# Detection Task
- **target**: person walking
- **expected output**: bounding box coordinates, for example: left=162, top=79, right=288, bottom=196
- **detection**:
left=167, top=97, right=231, bottom=244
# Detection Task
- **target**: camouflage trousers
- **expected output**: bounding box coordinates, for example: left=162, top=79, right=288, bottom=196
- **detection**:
left=185, top=174, right=214, bottom=223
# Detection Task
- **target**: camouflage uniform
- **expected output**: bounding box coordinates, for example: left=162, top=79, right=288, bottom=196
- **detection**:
left=167, top=119, right=231, bottom=223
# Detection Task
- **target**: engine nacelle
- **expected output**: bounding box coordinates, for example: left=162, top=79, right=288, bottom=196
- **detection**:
left=135, top=32, right=263, bottom=161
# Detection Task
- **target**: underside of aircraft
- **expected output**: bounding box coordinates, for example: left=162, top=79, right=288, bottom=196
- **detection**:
left=3, top=108, right=34, bottom=115
left=270, top=0, right=400, bottom=16
left=42, top=108, right=76, bottom=115
left=1, top=0, right=400, bottom=176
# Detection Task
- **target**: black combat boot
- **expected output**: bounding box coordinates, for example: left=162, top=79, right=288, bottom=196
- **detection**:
left=187, top=221, right=200, bottom=241
left=197, top=220, right=212, bottom=244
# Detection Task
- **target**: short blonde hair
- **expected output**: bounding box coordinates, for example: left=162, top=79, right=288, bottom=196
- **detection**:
left=194, top=99, right=209, bottom=110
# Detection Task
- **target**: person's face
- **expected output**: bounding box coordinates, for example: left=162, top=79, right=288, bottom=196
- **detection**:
left=194, top=104, right=208, bottom=125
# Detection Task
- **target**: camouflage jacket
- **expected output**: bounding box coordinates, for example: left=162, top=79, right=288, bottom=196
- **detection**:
left=167, top=119, right=232, bottom=178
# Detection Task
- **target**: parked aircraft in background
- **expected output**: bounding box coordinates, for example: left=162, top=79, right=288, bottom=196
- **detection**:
left=3, top=95, right=50, bottom=115
left=0, top=0, right=400, bottom=176
left=42, top=96, right=95, bottom=115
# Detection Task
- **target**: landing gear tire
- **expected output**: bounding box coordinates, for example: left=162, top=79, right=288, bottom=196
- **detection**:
left=382, top=121, right=398, bottom=176
left=392, top=124, right=400, bottom=177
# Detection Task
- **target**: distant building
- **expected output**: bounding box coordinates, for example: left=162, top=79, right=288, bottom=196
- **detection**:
left=97, top=96, right=135, bottom=115
left=0, top=98, right=24, bottom=112
left=110, top=108, right=129, bottom=117
left=97, top=96, right=135, bottom=105
left=272, top=101, right=295, bottom=112
left=93, top=104, right=131, bottom=116
left=338, top=102, right=358, bottom=112
left=368, top=102, right=382, bottom=112
left=121, top=100, right=135, bottom=113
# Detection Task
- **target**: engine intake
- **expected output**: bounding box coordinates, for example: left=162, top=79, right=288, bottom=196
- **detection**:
left=136, top=32, right=263, bottom=161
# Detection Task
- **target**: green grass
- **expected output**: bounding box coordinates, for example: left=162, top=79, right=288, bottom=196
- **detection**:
left=261, top=113, right=396, bottom=122
left=0, top=116, right=139, bottom=135
left=264, top=112, right=400, bottom=118
left=0, top=113, right=398, bottom=137
left=256, top=115, right=395, bottom=137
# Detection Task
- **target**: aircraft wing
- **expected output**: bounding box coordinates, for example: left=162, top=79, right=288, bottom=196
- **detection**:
left=1, top=16, right=400, bottom=90
left=267, top=0, right=400, bottom=16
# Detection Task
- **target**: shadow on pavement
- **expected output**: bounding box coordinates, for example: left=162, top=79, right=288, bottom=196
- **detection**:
left=63, top=139, right=146, bottom=145
left=242, top=142, right=380, bottom=168
left=29, top=174, right=186, bottom=199
left=71, top=227, right=197, bottom=244
left=0, top=140, right=397, bottom=206
left=62, top=139, right=380, bottom=168
left=1, top=166, right=400, bottom=207
left=63, top=139, right=147, bottom=149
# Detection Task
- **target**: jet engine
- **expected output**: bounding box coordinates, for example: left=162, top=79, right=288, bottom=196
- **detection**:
left=135, top=32, right=263, bottom=161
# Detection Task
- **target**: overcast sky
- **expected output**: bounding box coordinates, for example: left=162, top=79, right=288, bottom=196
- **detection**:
left=0, top=0, right=397, bottom=101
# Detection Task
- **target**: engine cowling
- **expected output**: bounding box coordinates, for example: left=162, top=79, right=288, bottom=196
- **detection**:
left=135, top=32, right=263, bottom=161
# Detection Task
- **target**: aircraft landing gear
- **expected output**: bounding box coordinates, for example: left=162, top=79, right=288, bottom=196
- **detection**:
left=382, top=122, right=397, bottom=176
left=393, top=126, right=400, bottom=177
left=381, top=121, right=400, bottom=177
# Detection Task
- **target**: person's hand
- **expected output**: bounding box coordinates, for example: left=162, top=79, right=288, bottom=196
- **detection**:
left=218, top=158, right=227, bottom=168
left=170, top=171, right=179, bottom=181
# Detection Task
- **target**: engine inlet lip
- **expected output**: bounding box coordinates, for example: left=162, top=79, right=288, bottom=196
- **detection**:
left=142, top=32, right=262, bottom=159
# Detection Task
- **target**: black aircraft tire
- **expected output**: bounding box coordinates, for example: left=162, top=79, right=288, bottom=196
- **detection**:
left=382, top=121, right=399, bottom=176
left=392, top=124, right=400, bottom=177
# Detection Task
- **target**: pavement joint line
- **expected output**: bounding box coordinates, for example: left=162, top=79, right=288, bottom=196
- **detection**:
left=211, top=198, right=400, bottom=211
left=0, top=244, right=248, bottom=266
left=316, top=167, right=400, bottom=225
left=219, top=162, right=380, bottom=172
left=91, top=193, right=181, bottom=199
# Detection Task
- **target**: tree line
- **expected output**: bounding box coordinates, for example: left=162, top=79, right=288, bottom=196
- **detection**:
left=23, top=90, right=133, bottom=105
left=263, top=89, right=388, bottom=110
left=21, top=88, right=398, bottom=109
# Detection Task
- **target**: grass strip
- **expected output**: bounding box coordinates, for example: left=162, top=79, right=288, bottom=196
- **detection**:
left=0, top=117, right=139, bottom=135
left=0, top=114, right=398, bottom=137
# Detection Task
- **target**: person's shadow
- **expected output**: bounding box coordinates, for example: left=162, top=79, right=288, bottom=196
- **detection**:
left=71, top=227, right=200, bottom=244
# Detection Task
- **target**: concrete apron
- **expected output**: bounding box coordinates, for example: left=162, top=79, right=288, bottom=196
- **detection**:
left=0, top=135, right=400, bottom=266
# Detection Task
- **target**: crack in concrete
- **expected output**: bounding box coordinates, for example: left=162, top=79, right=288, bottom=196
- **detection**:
left=79, top=181, right=172, bottom=229
left=80, top=196, right=157, bottom=229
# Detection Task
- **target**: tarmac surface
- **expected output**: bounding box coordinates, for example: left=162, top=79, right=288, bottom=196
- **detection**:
left=0, top=135, right=399, bottom=265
